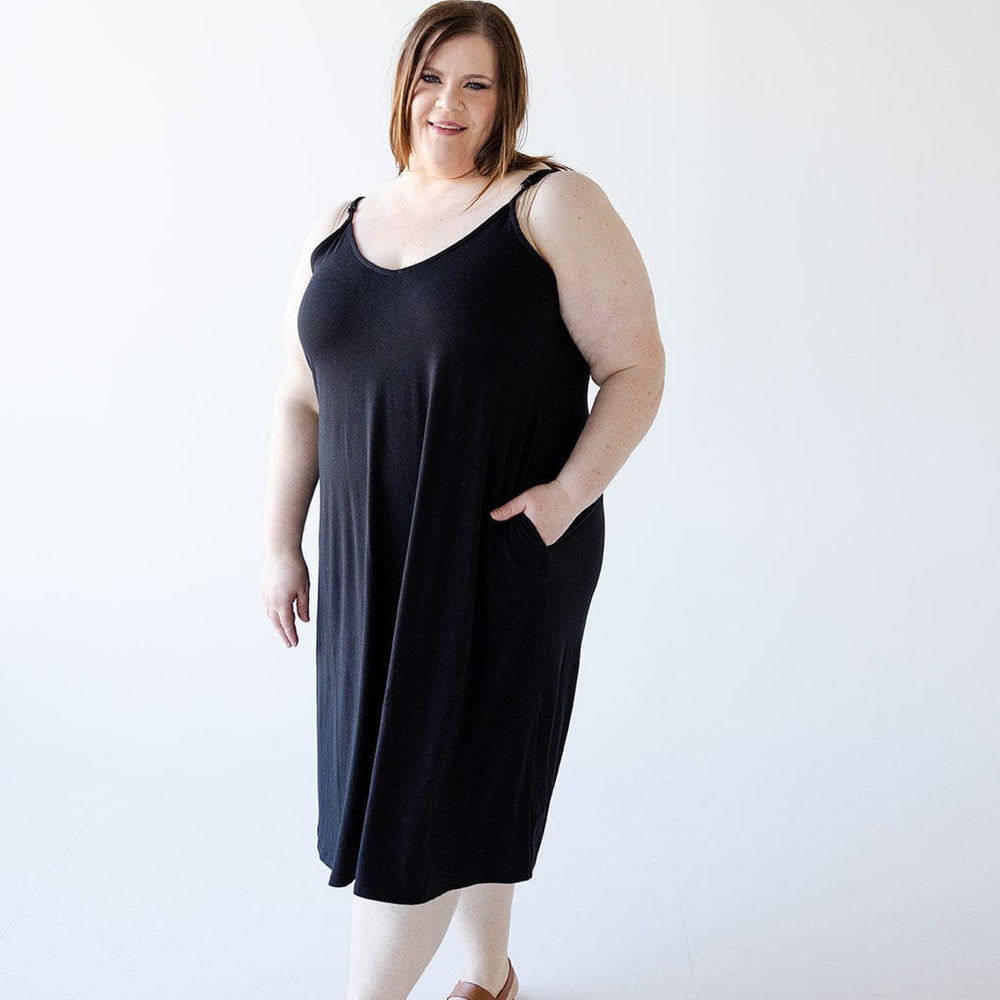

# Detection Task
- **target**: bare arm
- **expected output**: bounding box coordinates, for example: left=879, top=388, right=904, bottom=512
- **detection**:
left=493, top=170, right=665, bottom=538
left=261, top=201, right=351, bottom=645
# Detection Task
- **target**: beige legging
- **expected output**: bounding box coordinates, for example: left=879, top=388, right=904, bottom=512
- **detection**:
left=346, top=882, right=515, bottom=1000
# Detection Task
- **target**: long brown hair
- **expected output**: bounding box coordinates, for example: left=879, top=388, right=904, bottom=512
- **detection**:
left=388, top=1, right=569, bottom=208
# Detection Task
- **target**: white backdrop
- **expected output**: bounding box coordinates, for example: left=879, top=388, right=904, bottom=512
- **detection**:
left=2, top=2, right=998, bottom=998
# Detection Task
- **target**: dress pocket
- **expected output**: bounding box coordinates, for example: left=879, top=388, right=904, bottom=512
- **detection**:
left=541, top=495, right=605, bottom=551
left=559, top=495, right=603, bottom=541
left=504, top=511, right=549, bottom=567
left=518, top=511, right=548, bottom=548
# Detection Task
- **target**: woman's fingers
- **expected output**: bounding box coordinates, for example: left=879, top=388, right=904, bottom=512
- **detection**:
left=277, top=603, right=299, bottom=647
left=273, top=588, right=310, bottom=647
left=262, top=592, right=303, bottom=647
left=262, top=553, right=310, bottom=648
left=263, top=600, right=294, bottom=647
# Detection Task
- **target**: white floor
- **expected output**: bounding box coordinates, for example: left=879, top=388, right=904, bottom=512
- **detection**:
left=2, top=597, right=998, bottom=1000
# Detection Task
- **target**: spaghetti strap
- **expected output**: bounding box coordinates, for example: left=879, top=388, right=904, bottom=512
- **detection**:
left=350, top=171, right=556, bottom=222
left=519, top=166, right=562, bottom=189
left=510, top=166, right=563, bottom=209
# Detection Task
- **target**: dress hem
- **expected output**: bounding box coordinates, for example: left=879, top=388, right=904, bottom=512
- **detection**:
left=326, top=867, right=536, bottom=906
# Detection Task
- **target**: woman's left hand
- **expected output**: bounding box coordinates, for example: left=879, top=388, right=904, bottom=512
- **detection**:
left=490, top=480, right=582, bottom=547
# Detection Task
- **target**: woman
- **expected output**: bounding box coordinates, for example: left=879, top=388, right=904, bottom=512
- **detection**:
left=261, top=2, right=664, bottom=998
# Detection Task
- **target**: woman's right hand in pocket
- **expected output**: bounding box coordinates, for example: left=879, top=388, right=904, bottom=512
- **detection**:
left=261, top=550, right=310, bottom=648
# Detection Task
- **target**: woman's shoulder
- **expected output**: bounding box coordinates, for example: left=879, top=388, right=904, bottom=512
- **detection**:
left=519, top=166, right=635, bottom=276
left=301, top=198, right=356, bottom=272
left=308, top=195, right=363, bottom=254
left=520, top=165, right=613, bottom=233
left=310, top=198, right=355, bottom=240
left=532, top=164, right=605, bottom=199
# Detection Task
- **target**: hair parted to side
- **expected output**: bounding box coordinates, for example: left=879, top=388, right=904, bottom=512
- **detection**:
left=389, top=1, right=569, bottom=203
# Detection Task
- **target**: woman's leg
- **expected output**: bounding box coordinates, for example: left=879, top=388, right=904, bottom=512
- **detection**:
left=346, top=887, right=462, bottom=1000
left=447, top=882, right=516, bottom=998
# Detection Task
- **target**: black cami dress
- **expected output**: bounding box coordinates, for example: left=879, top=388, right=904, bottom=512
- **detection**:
left=296, top=166, right=605, bottom=904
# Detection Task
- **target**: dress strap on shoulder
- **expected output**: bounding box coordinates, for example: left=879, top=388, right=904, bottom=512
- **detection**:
left=519, top=166, right=563, bottom=190
left=347, top=195, right=364, bottom=217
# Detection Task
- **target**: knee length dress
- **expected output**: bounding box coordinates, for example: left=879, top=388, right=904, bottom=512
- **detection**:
left=296, top=165, right=605, bottom=904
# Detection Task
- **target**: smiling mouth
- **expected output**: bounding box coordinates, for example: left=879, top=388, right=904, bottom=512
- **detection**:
left=430, top=121, right=466, bottom=131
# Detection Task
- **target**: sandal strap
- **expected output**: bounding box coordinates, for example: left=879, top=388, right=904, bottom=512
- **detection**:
left=448, top=983, right=498, bottom=1000
left=447, top=958, right=515, bottom=1000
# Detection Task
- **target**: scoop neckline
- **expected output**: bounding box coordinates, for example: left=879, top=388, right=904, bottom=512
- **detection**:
left=347, top=168, right=554, bottom=275
left=348, top=199, right=515, bottom=275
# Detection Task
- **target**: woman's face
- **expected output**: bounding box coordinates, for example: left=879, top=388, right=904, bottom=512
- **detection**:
left=408, top=32, right=499, bottom=176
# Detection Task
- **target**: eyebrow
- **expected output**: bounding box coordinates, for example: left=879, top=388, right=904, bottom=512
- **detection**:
left=421, top=65, right=494, bottom=82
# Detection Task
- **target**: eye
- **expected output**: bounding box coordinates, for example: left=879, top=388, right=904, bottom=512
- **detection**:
left=418, top=73, right=490, bottom=91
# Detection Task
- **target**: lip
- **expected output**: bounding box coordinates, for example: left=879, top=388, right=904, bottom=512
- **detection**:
left=429, top=120, right=466, bottom=133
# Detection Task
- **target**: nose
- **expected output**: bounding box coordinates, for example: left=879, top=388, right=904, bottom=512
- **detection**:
left=434, top=82, right=464, bottom=112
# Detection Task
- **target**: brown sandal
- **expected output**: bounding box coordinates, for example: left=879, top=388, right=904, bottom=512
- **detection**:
left=447, top=956, right=518, bottom=1000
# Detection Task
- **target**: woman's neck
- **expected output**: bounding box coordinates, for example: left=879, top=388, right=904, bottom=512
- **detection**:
left=395, top=164, right=494, bottom=214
